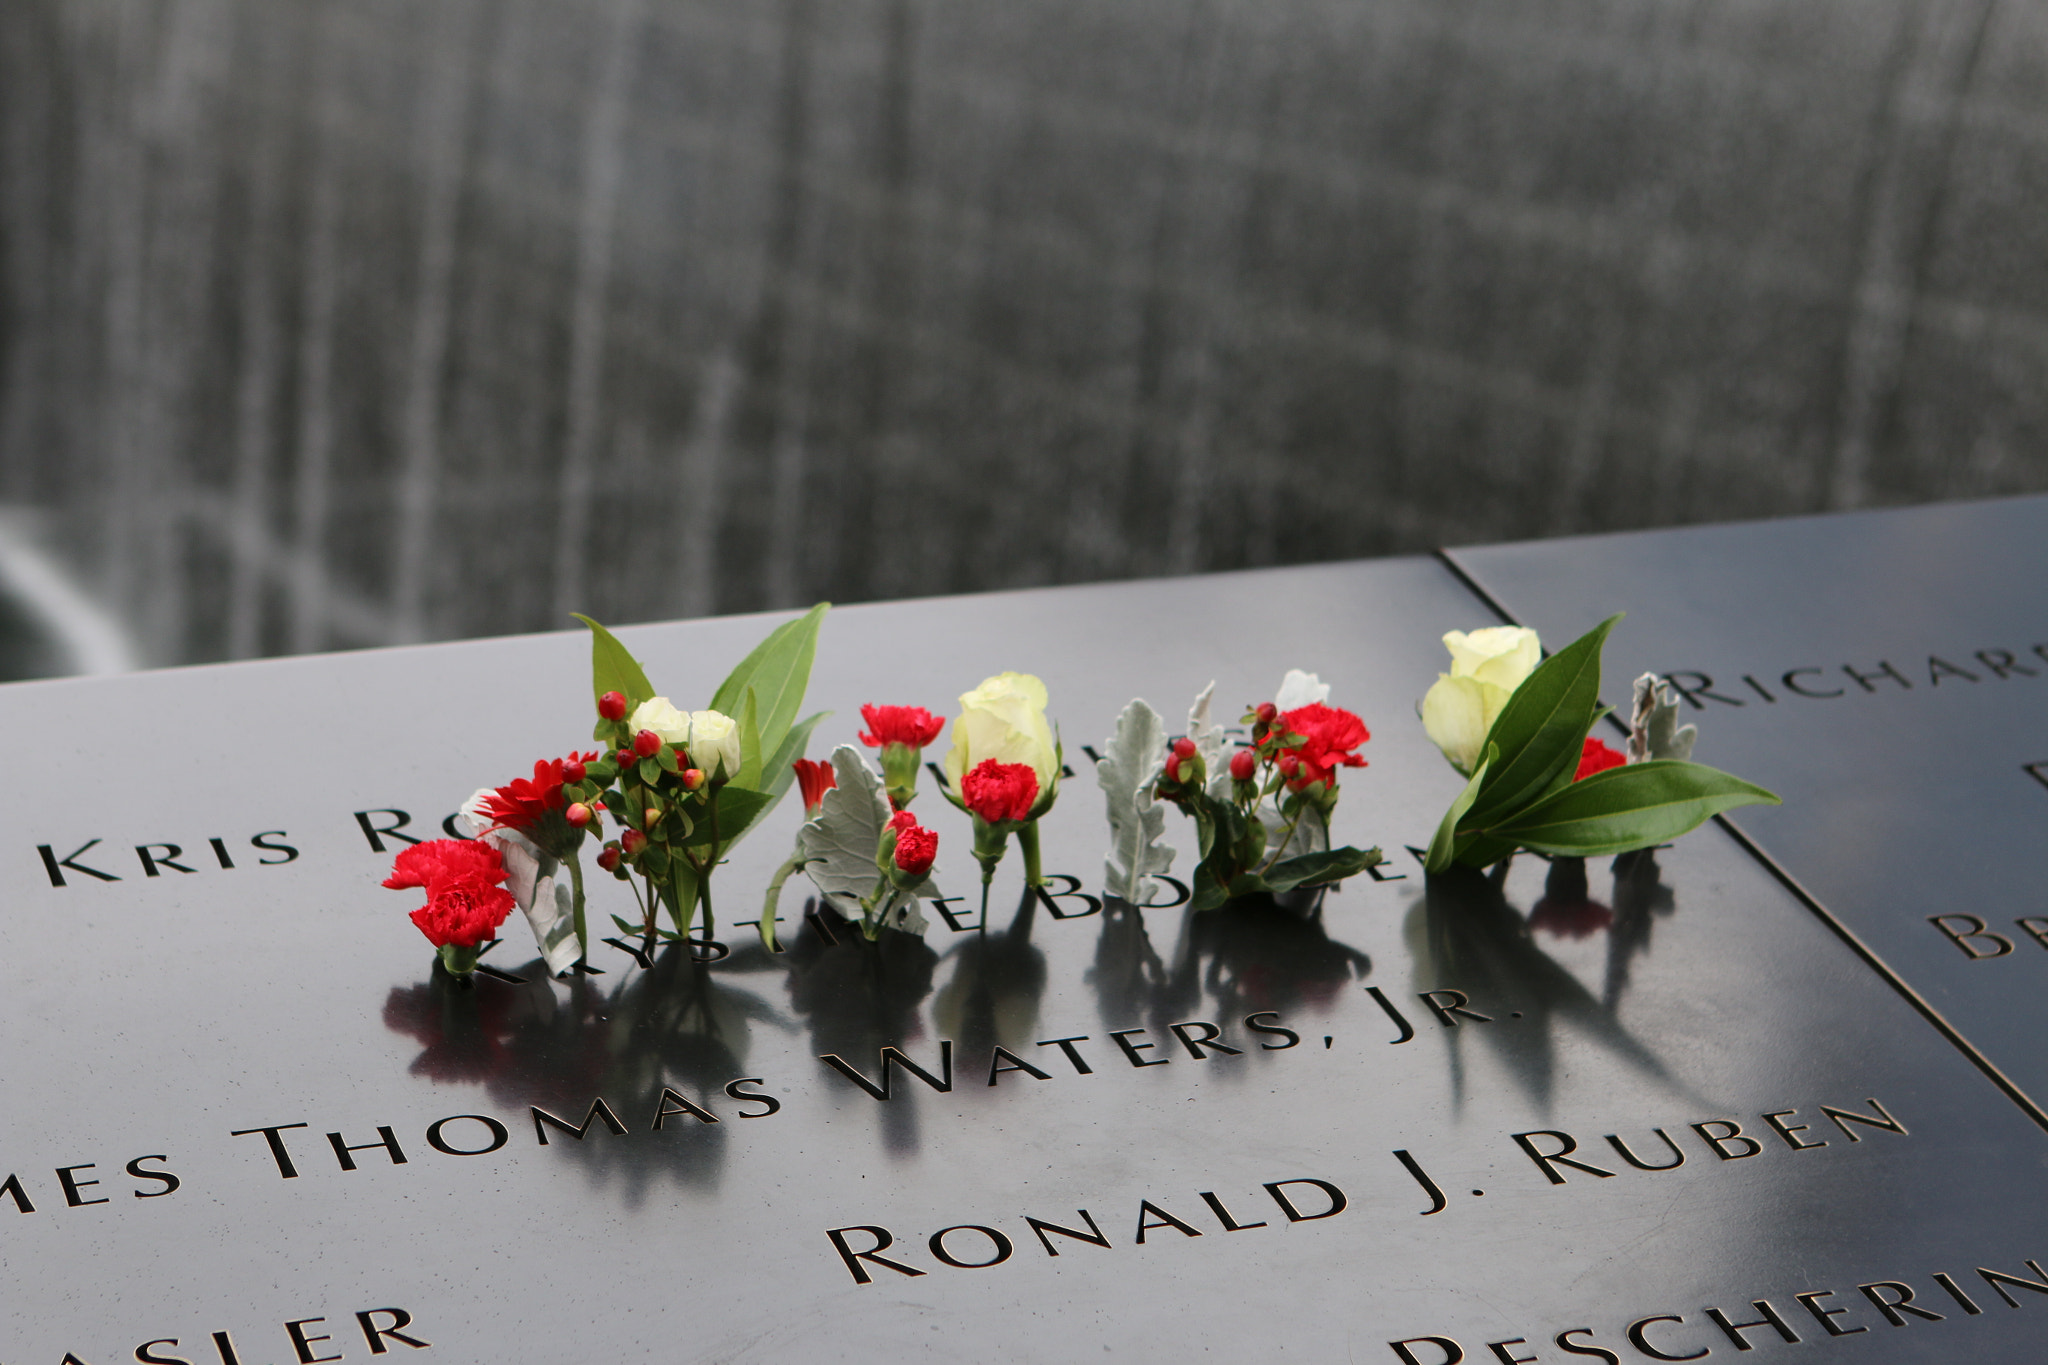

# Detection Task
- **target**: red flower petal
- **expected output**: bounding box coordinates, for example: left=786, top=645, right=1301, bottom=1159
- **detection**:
left=961, top=759, right=1038, bottom=824
left=1574, top=737, right=1628, bottom=782
left=859, top=704, right=946, bottom=749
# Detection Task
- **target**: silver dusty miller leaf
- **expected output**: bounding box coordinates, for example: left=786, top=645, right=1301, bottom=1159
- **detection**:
left=459, top=789, right=580, bottom=974
left=1186, top=681, right=1235, bottom=802
left=799, top=745, right=935, bottom=932
left=1098, top=698, right=1177, bottom=903
left=1629, top=673, right=1698, bottom=764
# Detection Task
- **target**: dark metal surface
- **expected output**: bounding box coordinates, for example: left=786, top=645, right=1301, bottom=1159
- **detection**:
left=5, top=554, right=2048, bottom=1360
left=1450, top=494, right=2048, bottom=1124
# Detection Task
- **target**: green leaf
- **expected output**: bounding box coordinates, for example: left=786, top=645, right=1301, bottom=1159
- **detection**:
left=1464, top=614, right=1620, bottom=829
left=711, top=603, right=828, bottom=760
left=1487, top=760, right=1781, bottom=858
left=637, top=757, right=663, bottom=787
left=1189, top=864, right=1230, bottom=913
left=1426, top=745, right=1495, bottom=874
left=573, top=615, right=655, bottom=711
left=1264, top=846, right=1382, bottom=893
left=655, top=745, right=680, bottom=775
left=682, top=786, right=776, bottom=848
left=737, top=686, right=763, bottom=791
left=668, top=859, right=701, bottom=939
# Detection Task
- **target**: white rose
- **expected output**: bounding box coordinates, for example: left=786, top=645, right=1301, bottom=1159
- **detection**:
left=687, top=709, right=744, bottom=781
left=628, top=696, right=691, bottom=746
left=1421, top=675, right=1510, bottom=776
left=1422, top=627, right=1541, bottom=775
left=1274, top=669, right=1330, bottom=712
left=942, top=672, right=1059, bottom=792
left=1442, top=626, right=1541, bottom=690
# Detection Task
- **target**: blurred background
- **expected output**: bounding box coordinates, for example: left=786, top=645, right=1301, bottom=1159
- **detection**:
left=2, top=0, right=2044, bottom=677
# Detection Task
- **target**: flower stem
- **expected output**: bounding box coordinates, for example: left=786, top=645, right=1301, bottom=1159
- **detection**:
left=1260, top=804, right=1307, bottom=876
left=564, top=852, right=589, bottom=964
left=1019, top=821, right=1043, bottom=888
left=759, top=854, right=801, bottom=952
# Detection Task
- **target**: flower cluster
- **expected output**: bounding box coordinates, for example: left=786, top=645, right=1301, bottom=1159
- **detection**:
left=765, top=745, right=944, bottom=942
left=383, top=839, right=516, bottom=978
left=1143, top=671, right=1382, bottom=912
left=942, top=672, right=1062, bottom=919
left=1420, top=616, right=1778, bottom=873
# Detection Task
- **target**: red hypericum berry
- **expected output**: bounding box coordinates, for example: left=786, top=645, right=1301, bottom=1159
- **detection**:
left=1164, top=752, right=1183, bottom=783
left=681, top=768, right=705, bottom=791
left=1256, top=702, right=1278, bottom=724
left=633, top=729, right=661, bottom=757
left=595, top=844, right=621, bottom=872
left=620, top=829, right=647, bottom=856
left=616, top=748, right=636, bottom=767
left=1172, top=737, right=1197, bottom=759
left=1229, top=748, right=1258, bottom=781
left=599, top=691, right=628, bottom=721
left=562, top=760, right=587, bottom=784
left=566, top=802, right=593, bottom=828
left=1277, top=752, right=1300, bottom=778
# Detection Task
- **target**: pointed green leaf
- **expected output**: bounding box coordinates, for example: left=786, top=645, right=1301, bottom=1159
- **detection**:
left=1264, top=846, right=1382, bottom=893
left=573, top=615, right=656, bottom=711
left=1464, top=614, right=1620, bottom=829
left=683, top=786, right=776, bottom=848
left=637, top=757, right=663, bottom=787
left=1426, top=745, right=1495, bottom=873
left=710, top=603, right=828, bottom=758
left=668, top=859, right=701, bottom=939
left=737, top=686, right=763, bottom=791
left=1488, top=759, right=1780, bottom=858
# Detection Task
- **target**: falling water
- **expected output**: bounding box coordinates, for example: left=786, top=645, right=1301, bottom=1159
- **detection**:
left=0, top=0, right=2040, bottom=672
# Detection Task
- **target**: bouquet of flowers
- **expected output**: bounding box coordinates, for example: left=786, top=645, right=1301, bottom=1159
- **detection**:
left=1419, top=616, right=1776, bottom=873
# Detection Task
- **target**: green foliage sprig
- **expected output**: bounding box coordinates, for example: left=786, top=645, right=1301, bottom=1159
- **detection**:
left=577, top=606, right=828, bottom=945
left=1423, top=615, right=1778, bottom=873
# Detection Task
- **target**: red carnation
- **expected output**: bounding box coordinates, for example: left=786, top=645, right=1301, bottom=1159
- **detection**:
left=383, top=839, right=515, bottom=950
left=1574, top=737, right=1628, bottom=782
left=479, top=752, right=600, bottom=836
left=1277, top=703, right=1370, bottom=789
left=859, top=704, right=945, bottom=750
left=961, top=759, right=1038, bottom=825
left=891, top=819, right=939, bottom=878
left=793, top=758, right=837, bottom=814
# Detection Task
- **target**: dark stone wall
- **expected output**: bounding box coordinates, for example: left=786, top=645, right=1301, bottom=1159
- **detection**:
left=2, top=0, right=2043, bottom=666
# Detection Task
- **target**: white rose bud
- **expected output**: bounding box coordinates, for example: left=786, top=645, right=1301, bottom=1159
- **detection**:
left=1442, top=627, right=1541, bottom=690
left=943, top=671, right=1060, bottom=793
left=1422, top=626, right=1542, bottom=775
left=628, top=696, right=691, bottom=747
left=687, top=709, right=744, bottom=782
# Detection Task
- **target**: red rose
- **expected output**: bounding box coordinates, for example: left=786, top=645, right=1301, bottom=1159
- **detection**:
left=891, top=819, right=938, bottom=878
left=1574, top=737, right=1628, bottom=781
left=858, top=704, right=946, bottom=750
left=793, top=757, right=837, bottom=814
left=383, top=839, right=514, bottom=949
left=1277, top=703, right=1370, bottom=789
left=961, top=759, right=1038, bottom=824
